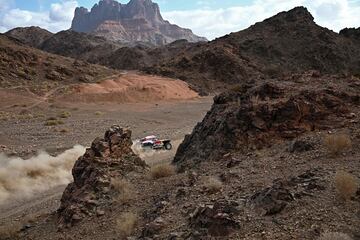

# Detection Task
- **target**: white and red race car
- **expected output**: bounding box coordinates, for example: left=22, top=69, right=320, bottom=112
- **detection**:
left=140, top=135, right=172, bottom=150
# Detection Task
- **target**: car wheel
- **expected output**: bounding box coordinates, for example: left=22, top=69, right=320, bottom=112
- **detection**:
left=164, top=142, right=172, bottom=150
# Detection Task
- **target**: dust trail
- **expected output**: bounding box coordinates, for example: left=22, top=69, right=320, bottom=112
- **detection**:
left=0, top=145, right=86, bottom=205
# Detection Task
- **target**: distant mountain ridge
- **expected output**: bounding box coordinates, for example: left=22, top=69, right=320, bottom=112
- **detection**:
left=71, top=0, right=207, bottom=45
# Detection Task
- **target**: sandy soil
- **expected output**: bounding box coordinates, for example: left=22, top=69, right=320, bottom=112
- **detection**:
left=66, top=72, right=199, bottom=103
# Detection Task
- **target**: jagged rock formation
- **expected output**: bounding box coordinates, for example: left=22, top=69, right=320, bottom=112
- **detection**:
left=173, top=72, right=360, bottom=169
left=340, top=27, right=360, bottom=41
left=58, top=125, right=147, bottom=226
left=71, top=0, right=207, bottom=45
left=5, top=26, right=53, bottom=48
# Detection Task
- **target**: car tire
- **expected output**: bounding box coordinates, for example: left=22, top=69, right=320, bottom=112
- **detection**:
left=164, top=142, right=172, bottom=150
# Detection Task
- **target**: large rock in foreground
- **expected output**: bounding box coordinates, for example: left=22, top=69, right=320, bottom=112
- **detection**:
left=174, top=73, right=360, bottom=170
left=58, top=125, right=147, bottom=226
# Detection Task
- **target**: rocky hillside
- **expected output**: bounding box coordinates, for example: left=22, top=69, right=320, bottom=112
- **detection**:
left=146, top=7, right=360, bottom=92
left=5, top=26, right=53, bottom=48
left=0, top=33, right=118, bottom=94
left=8, top=7, right=360, bottom=95
left=71, top=0, right=207, bottom=45
left=40, top=30, right=124, bottom=64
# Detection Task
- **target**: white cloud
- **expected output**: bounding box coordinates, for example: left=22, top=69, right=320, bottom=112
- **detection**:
left=50, top=0, right=77, bottom=22
left=0, top=0, right=78, bottom=33
left=163, top=0, right=360, bottom=40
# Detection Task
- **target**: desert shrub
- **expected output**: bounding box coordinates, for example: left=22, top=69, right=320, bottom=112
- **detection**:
left=58, top=111, right=71, bottom=119
left=95, top=111, right=103, bottom=116
left=335, top=171, right=359, bottom=200
left=150, top=164, right=176, bottom=179
left=324, top=134, right=352, bottom=155
left=318, top=232, right=353, bottom=240
left=111, top=178, right=134, bottom=203
left=203, top=177, right=223, bottom=193
left=0, top=224, right=20, bottom=240
left=45, top=119, right=64, bottom=126
left=116, top=212, right=137, bottom=238
left=250, top=95, right=261, bottom=105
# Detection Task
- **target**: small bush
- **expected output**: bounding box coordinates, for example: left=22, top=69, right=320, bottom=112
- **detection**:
left=45, top=119, right=64, bottom=126
left=111, top=178, right=134, bottom=203
left=324, top=134, right=352, bottom=155
left=250, top=95, right=261, bottom=105
left=335, top=171, right=359, bottom=200
left=203, top=177, right=223, bottom=193
left=95, top=111, right=103, bottom=116
left=116, top=212, right=137, bottom=238
left=318, top=232, right=353, bottom=240
left=150, top=164, right=176, bottom=179
left=58, top=111, right=71, bottom=118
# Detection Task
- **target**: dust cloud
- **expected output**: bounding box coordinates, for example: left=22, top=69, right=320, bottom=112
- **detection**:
left=0, top=145, right=86, bottom=205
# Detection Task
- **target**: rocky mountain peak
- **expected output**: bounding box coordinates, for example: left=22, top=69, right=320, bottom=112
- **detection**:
left=270, top=6, right=314, bottom=24
left=71, top=0, right=207, bottom=45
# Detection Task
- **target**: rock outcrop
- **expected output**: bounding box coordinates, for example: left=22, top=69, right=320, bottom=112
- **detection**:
left=173, top=73, right=360, bottom=169
left=71, top=0, right=207, bottom=45
left=340, top=27, right=360, bottom=41
left=58, top=125, right=147, bottom=226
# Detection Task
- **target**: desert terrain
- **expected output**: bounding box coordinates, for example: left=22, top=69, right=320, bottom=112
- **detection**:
left=0, top=74, right=212, bottom=233
left=0, top=1, right=359, bottom=239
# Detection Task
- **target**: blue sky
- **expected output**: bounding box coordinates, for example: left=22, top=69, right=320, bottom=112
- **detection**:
left=1, top=0, right=360, bottom=39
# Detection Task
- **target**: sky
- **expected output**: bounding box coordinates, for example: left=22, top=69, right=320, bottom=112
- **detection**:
left=0, top=0, right=359, bottom=40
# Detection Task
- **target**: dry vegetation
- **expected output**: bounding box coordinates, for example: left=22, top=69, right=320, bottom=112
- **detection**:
left=250, top=95, right=261, bottom=105
left=324, top=134, right=352, bottom=155
left=111, top=178, right=134, bottom=203
left=116, top=212, right=138, bottom=238
left=318, top=232, right=353, bottom=240
left=150, top=163, right=176, bottom=179
left=58, top=111, right=71, bottom=119
left=203, top=176, right=223, bottom=193
left=335, top=170, right=359, bottom=201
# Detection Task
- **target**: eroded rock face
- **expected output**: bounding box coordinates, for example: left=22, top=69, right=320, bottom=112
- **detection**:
left=58, top=125, right=147, bottom=226
left=71, top=0, right=207, bottom=45
left=250, top=170, right=325, bottom=215
left=173, top=74, right=360, bottom=170
left=189, top=201, right=240, bottom=237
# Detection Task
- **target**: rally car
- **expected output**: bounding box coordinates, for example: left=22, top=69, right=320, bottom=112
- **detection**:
left=140, top=135, right=172, bottom=150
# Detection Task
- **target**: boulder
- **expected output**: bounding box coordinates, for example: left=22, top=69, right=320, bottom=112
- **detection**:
left=58, top=125, right=147, bottom=226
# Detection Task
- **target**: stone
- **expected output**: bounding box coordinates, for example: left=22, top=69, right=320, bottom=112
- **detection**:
left=189, top=201, right=240, bottom=236
left=58, top=125, right=147, bottom=226
left=288, top=139, right=314, bottom=153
